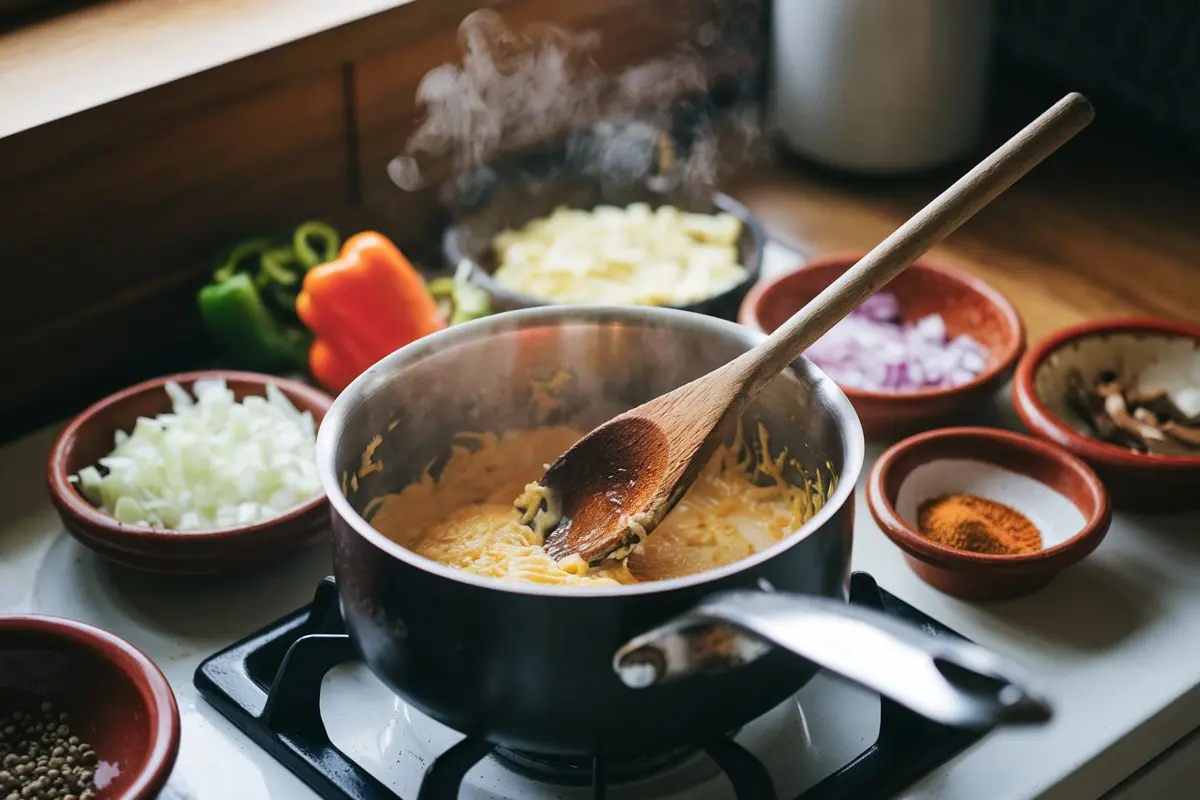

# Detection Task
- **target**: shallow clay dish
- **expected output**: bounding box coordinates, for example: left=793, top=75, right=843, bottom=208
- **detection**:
left=47, top=370, right=333, bottom=574
left=867, top=427, right=1111, bottom=600
left=739, top=253, right=1025, bottom=441
left=1013, top=318, right=1200, bottom=512
left=0, top=615, right=179, bottom=799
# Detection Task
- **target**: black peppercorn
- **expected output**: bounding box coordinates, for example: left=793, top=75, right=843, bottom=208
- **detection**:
left=0, top=704, right=97, bottom=800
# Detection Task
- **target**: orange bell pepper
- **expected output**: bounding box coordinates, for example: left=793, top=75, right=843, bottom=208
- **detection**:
left=296, top=231, right=446, bottom=393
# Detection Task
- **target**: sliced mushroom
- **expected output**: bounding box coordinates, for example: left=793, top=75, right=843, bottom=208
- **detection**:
left=1162, top=421, right=1200, bottom=449
left=1066, top=369, right=1125, bottom=443
left=1129, top=389, right=1196, bottom=425
left=1062, top=367, right=1198, bottom=453
left=1133, top=407, right=1160, bottom=427
left=1104, top=392, right=1172, bottom=453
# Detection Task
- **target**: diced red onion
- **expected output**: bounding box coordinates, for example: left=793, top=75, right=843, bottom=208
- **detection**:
left=805, top=293, right=988, bottom=392
left=858, top=292, right=900, bottom=322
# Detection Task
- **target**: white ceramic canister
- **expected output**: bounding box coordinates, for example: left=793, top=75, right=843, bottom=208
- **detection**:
left=770, top=0, right=995, bottom=174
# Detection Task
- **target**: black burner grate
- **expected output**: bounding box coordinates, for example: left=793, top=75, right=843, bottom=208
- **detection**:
left=194, top=573, right=986, bottom=800
left=491, top=743, right=697, bottom=786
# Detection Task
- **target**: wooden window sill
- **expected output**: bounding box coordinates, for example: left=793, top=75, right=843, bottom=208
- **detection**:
left=0, top=0, right=414, bottom=139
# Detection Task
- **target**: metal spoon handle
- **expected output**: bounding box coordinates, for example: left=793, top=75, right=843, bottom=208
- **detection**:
left=614, top=590, right=1051, bottom=729
left=731, top=92, right=1094, bottom=398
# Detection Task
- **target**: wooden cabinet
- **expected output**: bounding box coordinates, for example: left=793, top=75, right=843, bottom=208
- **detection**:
left=0, top=72, right=347, bottom=423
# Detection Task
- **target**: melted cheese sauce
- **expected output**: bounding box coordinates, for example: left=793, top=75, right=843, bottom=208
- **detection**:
left=368, top=425, right=834, bottom=587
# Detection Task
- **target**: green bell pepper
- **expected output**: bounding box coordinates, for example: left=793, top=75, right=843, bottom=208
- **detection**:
left=198, top=220, right=340, bottom=373
left=198, top=273, right=311, bottom=373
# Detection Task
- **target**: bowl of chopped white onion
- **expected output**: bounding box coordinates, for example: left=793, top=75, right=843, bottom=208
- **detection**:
left=47, top=371, right=333, bottom=574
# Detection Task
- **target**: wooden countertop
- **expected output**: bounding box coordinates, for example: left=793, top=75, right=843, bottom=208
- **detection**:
left=731, top=99, right=1200, bottom=344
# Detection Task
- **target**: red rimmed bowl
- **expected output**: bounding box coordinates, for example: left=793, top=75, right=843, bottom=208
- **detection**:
left=0, top=615, right=180, bottom=799
left=867, top=427, right=1111, bottom=600
left=739, top=252, right=1026, bottom=441
left=1013, top=318, right=1200, bottom=513
left=47, top=370, right=333, bottom=574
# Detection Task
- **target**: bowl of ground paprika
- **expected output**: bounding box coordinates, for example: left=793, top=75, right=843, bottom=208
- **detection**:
left=867, top=427, right=1111, bottom=600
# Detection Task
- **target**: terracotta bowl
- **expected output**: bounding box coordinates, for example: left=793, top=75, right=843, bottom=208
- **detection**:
left=739, top=253, right=1026, bottom=441
left=867, top=427, right=1111, bottom=600
left=1012, top=318, right=1200, bottom=513
left=0, top=615, right=179, bottom=799
left=47, top=370, right=334, bottom=574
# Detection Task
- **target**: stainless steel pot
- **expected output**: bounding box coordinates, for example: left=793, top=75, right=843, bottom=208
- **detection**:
left=317, top=306, right=1050, bottom=757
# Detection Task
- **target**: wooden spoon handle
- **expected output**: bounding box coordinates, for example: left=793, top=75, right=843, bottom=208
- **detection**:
left=734, top=92, right=1095, bottom=395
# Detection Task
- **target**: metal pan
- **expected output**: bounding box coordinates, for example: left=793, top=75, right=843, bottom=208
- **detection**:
left=318, top=306, right=1050, bottom=757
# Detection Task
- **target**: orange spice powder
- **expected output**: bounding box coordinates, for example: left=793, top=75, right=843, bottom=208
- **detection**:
left=916, top=493, right=1042, bottom=555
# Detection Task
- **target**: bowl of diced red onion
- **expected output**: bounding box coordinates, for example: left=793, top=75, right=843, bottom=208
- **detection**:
left=739, top=253, right=1025, bottom=440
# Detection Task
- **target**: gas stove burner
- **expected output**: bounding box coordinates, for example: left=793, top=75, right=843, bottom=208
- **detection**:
left=194, top=573, right=987, bottom=800
left=491, top=745, right=697, bottom=785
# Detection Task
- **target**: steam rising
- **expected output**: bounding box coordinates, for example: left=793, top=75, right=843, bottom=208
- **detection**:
left=391, top=11, right=605, bottom=189
left=388, top=7, right=766, bottom=204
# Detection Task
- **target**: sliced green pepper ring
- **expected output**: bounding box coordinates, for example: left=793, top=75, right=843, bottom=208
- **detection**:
left=213, top=238, right=273, bottom=283
left=294, top=221, right=340, bottom=269
left=260, top=246, right=302, bottom=287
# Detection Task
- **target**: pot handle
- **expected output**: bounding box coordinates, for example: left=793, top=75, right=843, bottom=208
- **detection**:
left=613, top=590, right=1051, bottom=729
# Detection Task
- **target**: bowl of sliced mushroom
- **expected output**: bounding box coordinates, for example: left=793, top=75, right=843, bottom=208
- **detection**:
left=1013, top=317, right=1200, bottom=512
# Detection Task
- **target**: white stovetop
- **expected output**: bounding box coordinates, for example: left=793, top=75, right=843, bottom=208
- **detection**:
left=2, top=243, right=1199, bottom=800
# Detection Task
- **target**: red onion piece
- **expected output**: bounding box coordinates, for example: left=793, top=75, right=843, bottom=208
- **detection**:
left=804, top=293, right=988, bottom=392
left=858, top=292, right=900, bottom=322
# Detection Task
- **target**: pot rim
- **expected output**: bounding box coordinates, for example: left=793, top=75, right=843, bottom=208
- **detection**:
left=317, top=305, right=865, bottom=598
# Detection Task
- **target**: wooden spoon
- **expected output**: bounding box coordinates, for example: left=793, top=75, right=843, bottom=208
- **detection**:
left=531, top=92, right=1095, bottom=564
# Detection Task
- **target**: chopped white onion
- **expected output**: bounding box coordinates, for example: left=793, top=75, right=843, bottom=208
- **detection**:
left=806, top=293, right=989, bottom=392
left=74, top=379, right=322, bottom=531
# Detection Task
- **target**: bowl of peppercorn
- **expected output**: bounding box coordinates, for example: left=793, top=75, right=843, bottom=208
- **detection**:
left=0, top=615, right=179, bottom=800
left=867, top=427, right=1112, bottom=600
